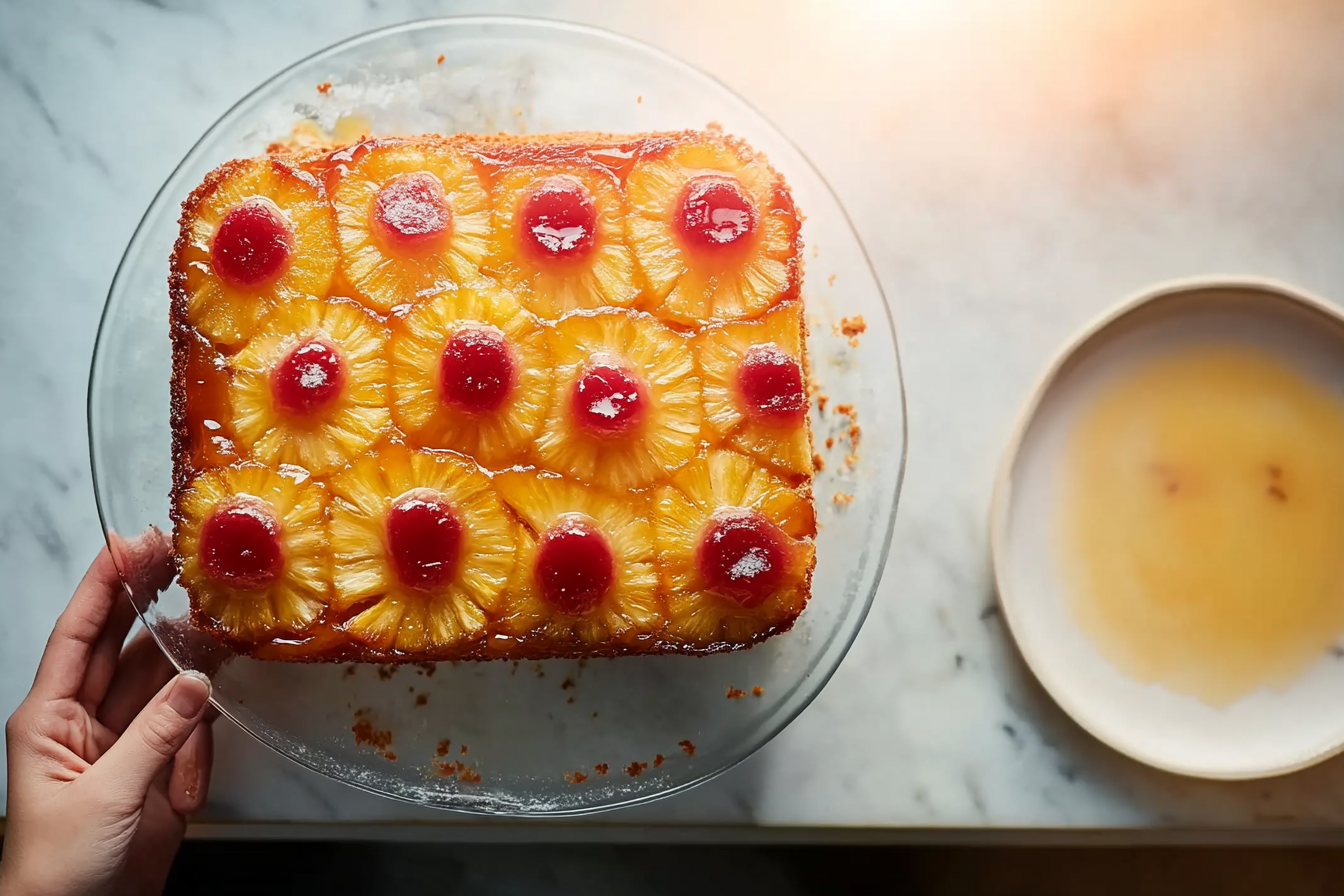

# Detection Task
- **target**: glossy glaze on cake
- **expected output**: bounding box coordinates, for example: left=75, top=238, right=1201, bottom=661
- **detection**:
left=169, top=130, right=815, bottom=662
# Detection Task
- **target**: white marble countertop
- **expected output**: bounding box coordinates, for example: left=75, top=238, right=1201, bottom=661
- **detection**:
left=6, top=0, right=1344, bottom=836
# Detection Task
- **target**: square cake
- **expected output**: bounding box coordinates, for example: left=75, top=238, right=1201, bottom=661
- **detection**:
left=169, top=130, right=816, bottom=662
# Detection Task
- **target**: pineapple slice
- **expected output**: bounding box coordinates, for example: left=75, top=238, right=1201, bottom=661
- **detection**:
left=177, top=463, right=329, bottom=642
left=654, top=450, right=816, bottom=646
left=331, top=140, right=493, bottom=313
left=538, top=310, right=702, bottom=491
left=493, top=469, right=662, bottom=646
left=176, top=157, right=337, bottom=346
left=487, top=165, right=640, bottom=318
left=698, top=301, right=811, bottom=478
left=389, top=285, right=549, bottom=468
left=230, top=297, right=390, bottom=475
left=626, top=136, right=799, bottom=325
left=329, top=444, right=515, bottom=655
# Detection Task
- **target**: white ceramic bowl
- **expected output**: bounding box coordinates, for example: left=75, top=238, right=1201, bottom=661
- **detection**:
left=992, top=276, right=1344, bottom=780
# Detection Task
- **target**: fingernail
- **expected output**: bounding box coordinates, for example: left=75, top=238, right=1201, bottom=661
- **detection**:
left=168, top=671, right=211, bottom=718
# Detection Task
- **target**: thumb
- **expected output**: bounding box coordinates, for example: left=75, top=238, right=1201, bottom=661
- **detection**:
left=88, top=671, right=211, bottom=808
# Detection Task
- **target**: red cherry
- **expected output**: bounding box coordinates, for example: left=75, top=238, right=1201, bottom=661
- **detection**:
left=372, top=172, right=451, bottom=249
left=535, top=516, right=615, bottom=614
left=271, top=339, right=346, bottom=416
left=696, top=509, right=788, bottom=608
left=675, top=175, right=758, bottom=250
left=199, top=499, right=284, bottom=590
left=519, top=175, right=596, bottom=259
left=385, top=489, right=463, bottom=592
left=211, top=199, right=292, bottom=287
left=570, top=359, right=645, bottom=436
left=738, top=343, right=806, bottom=424
left=439, top=327, right=517, bottom=413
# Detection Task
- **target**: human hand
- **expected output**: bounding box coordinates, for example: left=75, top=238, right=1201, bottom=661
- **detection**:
left=1, top=530, right=215, bottom=896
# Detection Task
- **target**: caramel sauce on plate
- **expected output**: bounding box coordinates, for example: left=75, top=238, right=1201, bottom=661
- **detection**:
left=1059, top=346, right=1344, bottom=705
left=182, top=331, right=238, bottom=469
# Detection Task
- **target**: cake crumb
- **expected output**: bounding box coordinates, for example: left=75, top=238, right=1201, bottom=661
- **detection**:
left=351, top=709, right=394, bottom=760
left=848, top=423, right=862, bottom=449
left=817, top=394, right=829, bottom=412
left=679, top=740, right=697, bottom=757
left=595, top=763, right=609, bottom=776
left=566, top=770, right=589, bottom=784
left=654, top=754, right=665, bottom=767
left=835, top=403, right=855, bottom=418
left=561, top=677, right=576, bottom=690
left=316, top=81, right=332, bottom=94
left=415, top=693, right=429, bottom=707
left=343, top=665, right=357, bottom=679
left=436, top=739, right=451, bottom=757
left=726, top=687, right=746, bottom=699
left=625, top=761, right=649, bottom=777
left=376, top=664, right=396, bottom=681
left=436, top=53, right=445, bottom=64
left=752, top=686, right=764, bottom=697
left=833, top=492, right=854, bottom=506
left=567, top=696, right=575, bottom=704
left=637, top=95, right=643, bottom=103
left=812, top=453, right=826, bottom=472
left=461, top=743, right=468, bottom=755
left=838, top=315, right=867, bottom=343
left=828, top=274, right=836, bottom=287
left=416, top=662, right=437, bottom=677
left=434, top=758, right=480, bottom=783
left=845, top=454, right=859, bottom=468
left=825, top=437, right=835, bottom=449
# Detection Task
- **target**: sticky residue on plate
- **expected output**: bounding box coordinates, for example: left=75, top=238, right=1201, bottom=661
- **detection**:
left=1058, top=344, right=1344, bottom=705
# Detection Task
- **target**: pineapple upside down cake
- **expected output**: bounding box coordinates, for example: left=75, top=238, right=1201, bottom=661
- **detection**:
left=169, top=130, right=817, bottom=662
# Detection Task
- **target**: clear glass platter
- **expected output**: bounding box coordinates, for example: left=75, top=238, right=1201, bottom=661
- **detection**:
left=88, top=16, right=906, bottom=816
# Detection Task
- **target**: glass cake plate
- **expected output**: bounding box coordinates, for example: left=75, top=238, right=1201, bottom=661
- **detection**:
left=88, top=16, right=906, bottom=816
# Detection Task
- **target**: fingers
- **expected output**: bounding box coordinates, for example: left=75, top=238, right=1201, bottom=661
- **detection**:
left=96, top=627, right=176, bottom=734
left=169, top=716, right=214, bottom=815
left=77, top=588, right=138, bottom=712
left=86, top=672, right=211, bottom=810
left=80, top=528, right=176, bottom=713
left=110, top=525, right=175, bottom=607
left=30, top=547, right=125, bottom=702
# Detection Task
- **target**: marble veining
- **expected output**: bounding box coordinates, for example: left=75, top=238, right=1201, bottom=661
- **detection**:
left=5, top=0, right=1344, bottom=834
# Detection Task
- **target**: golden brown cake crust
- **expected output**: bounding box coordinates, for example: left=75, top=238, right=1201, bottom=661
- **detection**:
left=169, top=130, right=812, bottom=663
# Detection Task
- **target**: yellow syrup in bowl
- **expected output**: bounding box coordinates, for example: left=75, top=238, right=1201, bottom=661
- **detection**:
left=1059, top=345, right=1344, bottom=706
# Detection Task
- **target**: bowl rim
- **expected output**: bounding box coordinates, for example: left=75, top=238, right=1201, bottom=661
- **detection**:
left=87, top=14, right=908, bottom=815
left=989, top=273, right=1344, bottom=781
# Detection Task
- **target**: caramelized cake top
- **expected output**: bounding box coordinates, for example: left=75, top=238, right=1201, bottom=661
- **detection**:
left=170, top=130, right=815, bottom=663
